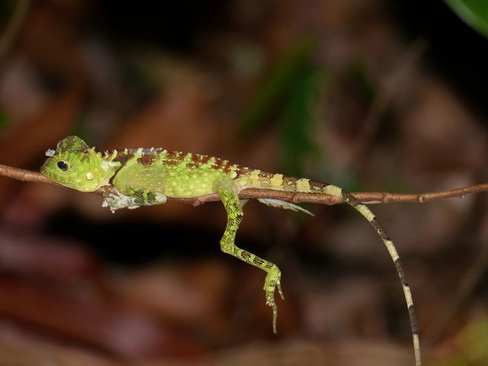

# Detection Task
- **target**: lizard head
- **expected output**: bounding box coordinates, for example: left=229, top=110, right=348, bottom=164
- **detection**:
left=41, top=136, right=116, bottom=192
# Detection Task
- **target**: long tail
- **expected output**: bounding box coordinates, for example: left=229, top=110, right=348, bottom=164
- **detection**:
left=306, top=179, right=421, bottom=366
left=240, top=172, right=421, bottom=366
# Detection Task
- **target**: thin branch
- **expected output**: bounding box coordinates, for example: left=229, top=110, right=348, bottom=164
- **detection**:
left=0, top=163, right=52, bottom=184
left=2, top=163, right=488, bottom=206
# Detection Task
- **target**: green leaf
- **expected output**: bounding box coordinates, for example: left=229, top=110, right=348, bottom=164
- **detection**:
left=240, top=39, right=328, bottom=177
left=240, top=40, right=316, bottom=135
left=445, top=0, right=488, bottom=38
left=279, top=63, right=324, bottom=176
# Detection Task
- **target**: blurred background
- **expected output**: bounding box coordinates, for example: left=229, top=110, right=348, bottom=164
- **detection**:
left=0, top=0, right=487, bottom=365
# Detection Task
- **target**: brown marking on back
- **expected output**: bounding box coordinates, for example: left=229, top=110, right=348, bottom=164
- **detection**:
left=259, top=171, right=274, bottom=179
left=111, top=150, right=134, bottom=165
left=187, top=153, right=211, bottom=168
left=212, top=157, right=224, bottom=170
left=282, top=176, right=298, bottom=190
left=258, top=171, right=274, bottom=185
left=137, top=154, right=154, bottom=166
left=233, top=164, right=253, bottom=178
left=220, top=159, right=237, bottom=173
left=163, top=150, right=185, bottom=166
left=309, top=180, right=327, bottom=193
left=189, top=153, right=237, bottom=173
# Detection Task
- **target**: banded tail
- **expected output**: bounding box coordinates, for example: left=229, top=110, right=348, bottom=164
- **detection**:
left=235, top=171, right=421, bottom=366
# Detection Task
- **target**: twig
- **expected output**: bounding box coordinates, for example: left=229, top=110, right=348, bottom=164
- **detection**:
left=0, top=163, right=51, bottom=184
left=2, top=163, right=488, bottom=206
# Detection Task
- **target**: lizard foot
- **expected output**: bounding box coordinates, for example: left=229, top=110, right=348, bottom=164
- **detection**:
left=264, top=268, right=285, bottom=333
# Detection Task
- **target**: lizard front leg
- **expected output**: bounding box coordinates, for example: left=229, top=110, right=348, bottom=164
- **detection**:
left=216, top=179, right=284, bottom=333
left=100, top=186, right=167, bottom=211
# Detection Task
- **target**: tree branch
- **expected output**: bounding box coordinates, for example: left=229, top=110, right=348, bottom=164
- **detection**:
left=2, top=163, right=488, bottom=206
left=0, top=163, right=52, bottom=184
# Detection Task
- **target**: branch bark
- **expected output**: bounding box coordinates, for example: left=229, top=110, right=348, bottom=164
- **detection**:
left=2, top=163, right=487, bottom=206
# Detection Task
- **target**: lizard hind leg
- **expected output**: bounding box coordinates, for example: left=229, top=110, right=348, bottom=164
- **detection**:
left=216, top=180, right=284, bottom=333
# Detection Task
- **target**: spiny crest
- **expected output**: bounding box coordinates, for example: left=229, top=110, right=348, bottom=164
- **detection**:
left=55, top=135, right=90, bottom=152
left=99, top=149, right=119, bottom=162
left=102, top=146, right=241, bottom=174
left=181, top=152, right=239, bottom=173
left=98, top=147, right=165, bottom=166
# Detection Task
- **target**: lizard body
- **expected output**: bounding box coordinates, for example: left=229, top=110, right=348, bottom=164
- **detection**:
left=41, top=136, right=421, bottom=365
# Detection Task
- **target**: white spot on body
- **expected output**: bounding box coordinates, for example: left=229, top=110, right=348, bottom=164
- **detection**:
left=101, top=160, right=119, bottom=172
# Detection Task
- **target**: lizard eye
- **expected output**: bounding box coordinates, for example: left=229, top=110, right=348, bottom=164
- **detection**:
left=57, top=161, right=70, bottom=171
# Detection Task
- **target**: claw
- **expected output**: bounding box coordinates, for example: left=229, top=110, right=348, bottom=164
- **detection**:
left=277, top=280, right=285, bottom=300
left=264, top=271, right=284, bottom=333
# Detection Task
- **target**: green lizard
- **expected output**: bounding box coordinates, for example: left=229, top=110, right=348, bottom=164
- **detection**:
left=41, top=135, right=421, bottom=366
